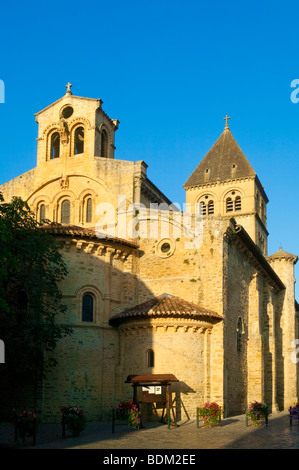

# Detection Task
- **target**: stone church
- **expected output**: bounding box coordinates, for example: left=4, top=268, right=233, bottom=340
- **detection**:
left=0, top=84, right=298, bottom=422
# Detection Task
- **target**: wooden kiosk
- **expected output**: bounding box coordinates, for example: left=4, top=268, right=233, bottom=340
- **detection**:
left=125, top=374, right=179, bottom=428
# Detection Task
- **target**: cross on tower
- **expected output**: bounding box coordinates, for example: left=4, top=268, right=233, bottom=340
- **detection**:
left=223, top=114, right=231, bottom=129
left=65, top=82, right=72, bottom=95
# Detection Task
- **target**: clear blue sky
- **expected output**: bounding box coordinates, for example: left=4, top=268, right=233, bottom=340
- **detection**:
left=0, top=0, right=298, bottom=296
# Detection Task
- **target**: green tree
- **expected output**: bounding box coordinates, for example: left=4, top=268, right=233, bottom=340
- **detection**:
left=0, top=192, right=72, bottom=382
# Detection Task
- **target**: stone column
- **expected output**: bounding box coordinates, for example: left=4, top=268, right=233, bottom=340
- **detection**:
left=268, top=250, right=299, bottom=409
left=247, top=273, right=263, bottom=404
left=103, top=247, right=115, bottom=323
left=268, top=288, right=279, bottom=412
left=203, top=328, right=211, bottom=403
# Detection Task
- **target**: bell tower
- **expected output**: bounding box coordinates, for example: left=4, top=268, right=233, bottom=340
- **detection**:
left=34, top=83, right=119, bottom=175
left=184, top=117, right=269, bottom=255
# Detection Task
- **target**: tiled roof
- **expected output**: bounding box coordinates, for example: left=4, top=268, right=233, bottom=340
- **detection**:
left=109, top=293, right=222, bottom=324
left=41, top=224, right=138, bottom=248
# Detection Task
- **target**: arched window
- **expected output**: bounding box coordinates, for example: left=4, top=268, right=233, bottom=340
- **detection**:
left=51, top=132, right=60, bottom=159
left=101, top=129, right=108, bottom=157
left=39, top=204, right=46, bottom=223
left=147, top=349, right=154, bottom=367
left=208, top=200, right=214, bottom=215
left=82, top=294, right=94, bottom=322
left=61, top=200, right=70, bottom=224
left=199, top=201, right=206, bottom=216
left=74, top=127, right=84, bottom=154
left=226, top=197, right=233, bottom=212
left=235, top=196, right=241, bottom=211
left=86, top=197, right=92, bottom=223
left=236, top=317, right=243, bottom=352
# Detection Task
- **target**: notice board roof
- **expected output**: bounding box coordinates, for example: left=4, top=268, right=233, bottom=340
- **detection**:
left=125, top=374, right=179, bottom=384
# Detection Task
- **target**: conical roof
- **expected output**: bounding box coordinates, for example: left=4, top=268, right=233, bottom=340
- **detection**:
left=109, top=293, right=222, bottom=324
left=267, top=247, right=298, bottom=263
left=184, top=126, right=256, bottom=188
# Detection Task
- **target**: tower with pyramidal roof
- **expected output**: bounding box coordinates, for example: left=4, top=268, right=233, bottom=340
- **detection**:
left=184, top=115, right=269, bottom=255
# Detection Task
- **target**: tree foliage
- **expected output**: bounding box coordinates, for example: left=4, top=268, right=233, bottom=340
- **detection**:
left=0, top=193, right=72, bottom=380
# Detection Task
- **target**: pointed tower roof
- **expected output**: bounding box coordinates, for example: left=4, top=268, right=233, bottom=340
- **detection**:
left=184, top=118, right=256, bottom=188
left=267, top=246, right=298, bottom=264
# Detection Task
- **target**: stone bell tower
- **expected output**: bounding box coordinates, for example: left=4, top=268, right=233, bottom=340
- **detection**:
left=34, top=83, right=119, bottom=187
left=184, top=116, right=269, bottom=255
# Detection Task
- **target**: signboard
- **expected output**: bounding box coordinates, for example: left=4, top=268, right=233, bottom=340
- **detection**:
left=142, top=386, right=162, bottom=394
left=142, top=385, right=165, bottom=403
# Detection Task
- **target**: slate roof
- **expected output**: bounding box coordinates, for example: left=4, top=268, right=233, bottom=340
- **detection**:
left=184, top=127, right=256, bottom=188
left=109, top=293, right=222, bottom=324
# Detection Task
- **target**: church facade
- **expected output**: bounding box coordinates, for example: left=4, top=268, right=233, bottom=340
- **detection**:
left=1, top=85, right=298, bottom=422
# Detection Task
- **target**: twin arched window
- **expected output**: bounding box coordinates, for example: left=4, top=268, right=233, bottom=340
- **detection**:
left=199, top=198, right=214, bottom=216
left=197, top=194, right=242, bottom=216
left=49, top=126, right=85, bottom=160
left=226, top=195, right=241, bottom=213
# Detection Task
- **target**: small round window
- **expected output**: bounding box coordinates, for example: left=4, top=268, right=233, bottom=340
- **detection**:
left=61, top=106, right=74, bottom=119
left=156, top=238, right=175, bottom=258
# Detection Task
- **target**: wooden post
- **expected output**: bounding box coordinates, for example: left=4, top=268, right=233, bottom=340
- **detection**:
left=166, top=384, right=170, bottom=427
